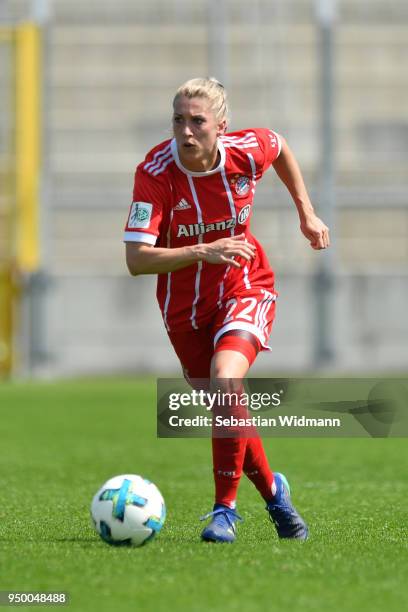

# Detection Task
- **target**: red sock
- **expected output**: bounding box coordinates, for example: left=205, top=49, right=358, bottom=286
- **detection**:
left=212, top=437, right=248, bottom=508
left=243, top=437, right=274, bottom=501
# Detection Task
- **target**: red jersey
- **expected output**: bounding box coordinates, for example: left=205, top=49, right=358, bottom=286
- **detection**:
left=124, top=128, right=281, bottom=332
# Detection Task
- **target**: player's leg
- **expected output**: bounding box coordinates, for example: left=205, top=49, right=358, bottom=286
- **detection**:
left=211, top=292, right=277, bottom=505
left=167, top=326, right=212, bottom=384
left=200, top=342, right=250, bottom=542
left=207, top=333, right=273, bottom=520
left=209, top=331, right=308, bottom=541
left=211, top=331, right=276, bottom=500
left=209, top=290, right=308, bottom=540
left=210, top=346, right=252, bottom=509
left=168, top=327, right=262, bottom=517
left=167, top=327, right=245, bottom=542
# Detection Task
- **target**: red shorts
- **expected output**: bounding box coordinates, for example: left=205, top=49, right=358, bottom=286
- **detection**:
left=167, top=287, right=277, bottom=379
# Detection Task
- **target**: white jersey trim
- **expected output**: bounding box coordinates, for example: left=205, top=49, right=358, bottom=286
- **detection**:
left=242, top=266, right=251, bottom=290
left=187, top=175, right=204, bottom=329
left=223, top=143, right=259, bottom=150
left=144, top=143, right=172, bottom=175
left=213, top=322, right=272, bottom=351
left=151, top=155, right=174, bottom=176
left=222, top=131, right=256, bottom=142
left=222, top=137, right=257, bottom=143
left=242, top=152, right=258, bottom=291
left=255, top=291, right=274, bottom=334
left=220, top=167, right=237, bottom=235
left=270, top=131, right=282, bottom=157
left=171, top=138, right=226, bottom=177
left=124, top=231, right=157, bottom=245
left=163, top=208, right=174, bottom=331
left=222, top=132, right=258, bottom=150
left=217, top=168, right=238, bottom=304
left=246, top=152, right=257, bottom=194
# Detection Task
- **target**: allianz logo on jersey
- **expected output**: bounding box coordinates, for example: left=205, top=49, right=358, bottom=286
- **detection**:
left=176, top=205, right=251, bottom=238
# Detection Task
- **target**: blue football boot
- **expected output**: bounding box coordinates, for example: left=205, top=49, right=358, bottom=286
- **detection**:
left=266, top=473, right=309, bottom=540
left=200, top=504, right=243, bottom=543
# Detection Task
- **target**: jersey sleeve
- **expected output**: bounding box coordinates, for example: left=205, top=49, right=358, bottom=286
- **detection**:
left=255, top=128, right=282, bottom=174
left=123, top=165, right=168, bottom=245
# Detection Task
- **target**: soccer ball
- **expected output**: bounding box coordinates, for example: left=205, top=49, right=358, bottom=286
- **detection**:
left=91, top=474, right=166, bottom=547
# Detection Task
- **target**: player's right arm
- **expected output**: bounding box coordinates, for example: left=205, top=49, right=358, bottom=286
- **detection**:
left=126, top=235, right=256, bottom=276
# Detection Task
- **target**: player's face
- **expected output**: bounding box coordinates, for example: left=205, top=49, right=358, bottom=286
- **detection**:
left=173, top=95, right=226, bottom=172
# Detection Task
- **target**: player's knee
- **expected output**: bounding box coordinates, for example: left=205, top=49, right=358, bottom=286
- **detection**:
left=210, top=366, right=243, bottom=394
left=210, top=350, right=251, bottom=384
left=211, top=357, right=231, bottom=380
left=211, top=379, right=242, bottom=398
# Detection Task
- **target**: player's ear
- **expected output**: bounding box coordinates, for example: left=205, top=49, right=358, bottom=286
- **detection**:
left=217, top=119, right=227, bottom=136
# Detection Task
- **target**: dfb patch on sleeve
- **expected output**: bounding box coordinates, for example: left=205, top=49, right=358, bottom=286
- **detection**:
left=128, top=202, right=153, bottom=229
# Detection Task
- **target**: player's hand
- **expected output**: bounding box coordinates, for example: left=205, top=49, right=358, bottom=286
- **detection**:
left=300, top=214, right=330, bottom=250
left=199, top=233, right=256, bottom=268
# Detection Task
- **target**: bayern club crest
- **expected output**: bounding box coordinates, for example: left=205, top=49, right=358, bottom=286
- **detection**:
left=232, top=175, right=251, bottom=196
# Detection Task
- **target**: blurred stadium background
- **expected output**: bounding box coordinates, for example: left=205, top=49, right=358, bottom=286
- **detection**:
left=0, top=0, right=407, bottom=378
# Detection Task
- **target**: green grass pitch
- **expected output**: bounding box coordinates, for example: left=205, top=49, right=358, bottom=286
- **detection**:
left=0, top=379, right=407, bottom=612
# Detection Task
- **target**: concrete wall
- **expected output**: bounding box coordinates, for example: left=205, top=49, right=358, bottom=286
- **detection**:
left=2, top=0, right=407, bottom=375
left=40, top=269, right=408, bottom=377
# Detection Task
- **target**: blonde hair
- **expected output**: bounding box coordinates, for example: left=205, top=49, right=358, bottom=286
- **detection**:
left=173, top=77, right=229, bottom=124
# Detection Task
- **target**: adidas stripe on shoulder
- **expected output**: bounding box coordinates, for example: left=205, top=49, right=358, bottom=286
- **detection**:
left=143, top=141, right=174, bottom=176
left=222, top=131, right=259, bottom=150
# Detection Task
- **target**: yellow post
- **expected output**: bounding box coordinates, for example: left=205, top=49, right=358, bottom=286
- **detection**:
left=0, top=266, right=14, bottom=377
left=0, top=26, right=17, bottom=376
left=15, top=23, right=41, bottom=272
left=0, top=23, right=41, bottom=377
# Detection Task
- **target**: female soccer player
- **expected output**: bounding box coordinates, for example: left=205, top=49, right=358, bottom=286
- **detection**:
left=124, top=77, right=330, bottom=543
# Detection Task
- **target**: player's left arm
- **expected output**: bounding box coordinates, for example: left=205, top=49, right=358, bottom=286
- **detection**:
left=272, top=137, right=330, bottom=250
